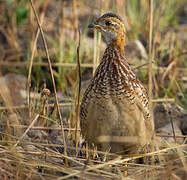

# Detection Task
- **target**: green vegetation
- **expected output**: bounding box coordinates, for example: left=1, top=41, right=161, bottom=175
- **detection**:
left=0, top=0, right=186, bottom=179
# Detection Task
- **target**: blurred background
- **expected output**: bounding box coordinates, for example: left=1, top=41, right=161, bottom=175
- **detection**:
left=0, top=0, right=186, bottom=105
left=0, top=0, right=187, bottom=140
left=0, top=0, right=187, bottom=100
left=0, top=0, right=187, bottom=179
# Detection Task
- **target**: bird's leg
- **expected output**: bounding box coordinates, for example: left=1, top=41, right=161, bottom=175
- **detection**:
left=92, top=146, right=98, bottom=160
left=86, top=142, right=89, bottom=160
left=123, top=161, right=128, bottom=177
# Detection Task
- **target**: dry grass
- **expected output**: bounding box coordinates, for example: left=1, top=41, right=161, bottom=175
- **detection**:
left=0, top=0, right=187, bottom=179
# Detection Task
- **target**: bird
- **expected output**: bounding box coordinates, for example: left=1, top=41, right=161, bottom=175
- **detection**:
left=80, top=13, right=154, bottom=155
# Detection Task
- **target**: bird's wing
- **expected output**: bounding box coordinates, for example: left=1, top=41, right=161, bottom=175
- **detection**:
left=133, top=78, right=154, bottom=134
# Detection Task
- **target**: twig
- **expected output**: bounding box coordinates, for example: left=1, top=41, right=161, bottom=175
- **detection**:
left=0, top=61, right=94, bottom=67
left=151, top=98, right=175, bottom=103
left=29, top=0, right=68, bottom=162
left=12, top=114, right=39, bottom=148
left=60, top=144, right=187, bottom=179
left=0, top=103, right=73, bottom=110
left=161, top=61, right=176, bottom=82
left=59, top=157, right=121, bottom=180
left=156, top=133, right=187, bottom=139
left=75, top=29, right=82, bottom=154
left=168, top=109, right=177, bottom=143
left=0, top=61, right=187, bottom=72
left=27, top=0, right=50, bottom=118
left=0, top=124, right=80, bottom=131
left=148, top=0, right=154, bottom=133
left=132, top=61, right=154, bottom=70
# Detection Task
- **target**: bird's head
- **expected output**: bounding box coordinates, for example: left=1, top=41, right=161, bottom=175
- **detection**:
left=88, top=13, right=126, bottom=50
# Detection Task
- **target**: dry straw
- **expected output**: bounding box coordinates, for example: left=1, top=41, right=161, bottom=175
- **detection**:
left=29, top=0, right=68, bottom=163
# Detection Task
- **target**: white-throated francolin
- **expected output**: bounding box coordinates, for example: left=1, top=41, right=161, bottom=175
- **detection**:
left=80, top=13, right=154, bottom=155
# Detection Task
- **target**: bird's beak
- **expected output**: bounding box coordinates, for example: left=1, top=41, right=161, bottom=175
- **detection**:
left=88, top=22, right=101, bottom=29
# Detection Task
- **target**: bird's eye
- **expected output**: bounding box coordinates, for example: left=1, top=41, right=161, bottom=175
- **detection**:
left=105, top=21, right=112, bottom=26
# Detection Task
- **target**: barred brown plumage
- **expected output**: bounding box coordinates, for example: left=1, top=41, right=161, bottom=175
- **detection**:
left=80, top=13, right=154, bottom=154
